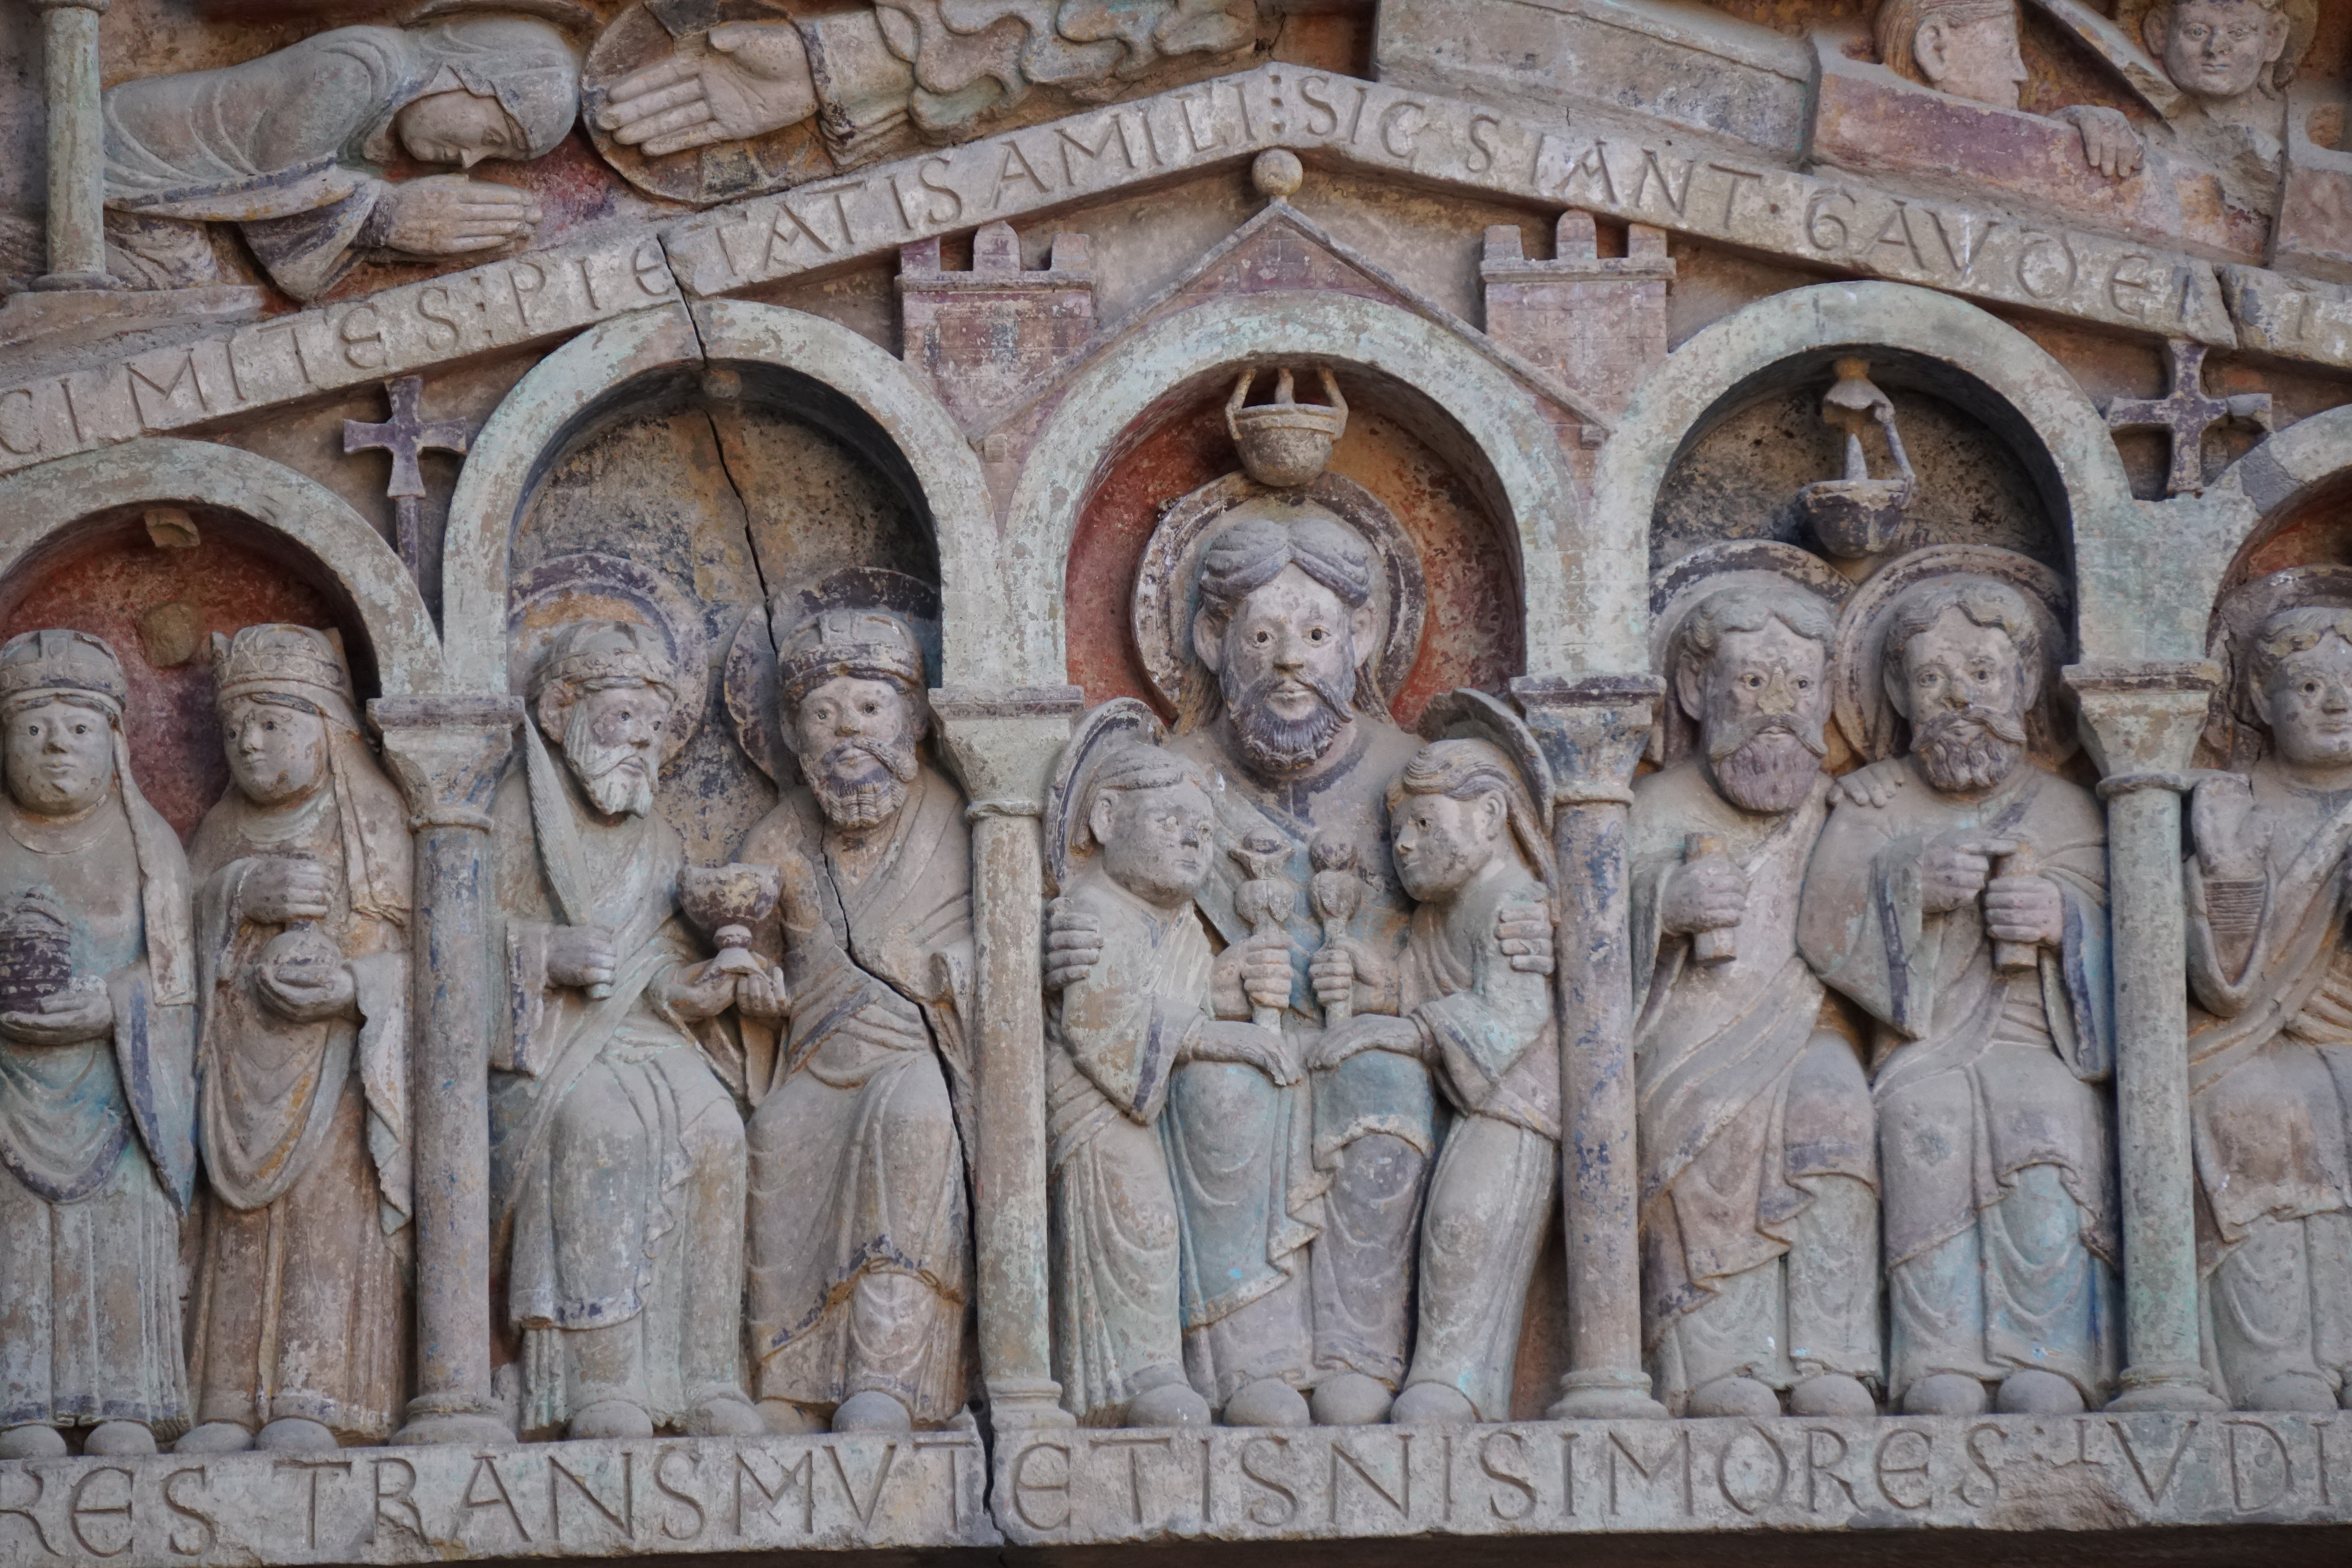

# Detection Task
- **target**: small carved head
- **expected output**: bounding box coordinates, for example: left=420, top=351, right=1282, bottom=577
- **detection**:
left=0, top=631, right=126, bottom=820
left=1384, top=739, right=1547, bottom=902
left=1191, top=504, right=1383, bottom=779
left=1675, top=584, right=1835, bottom=814
left=213, top=625, right=355, bottom=808
left=777, top=609, right=928, bottom=831
left=531, top=621, right=679, bottom=820
left=2248, top=604, right=2352, bottom=769
left=2143, top=0, right=2294, bottom=103
left=383, top=18, right=583, bottom=169
left=1077, top=743, right=1216, bottom=908
left=1883, top=578, right=2042, bottom=794
left=1875, top=0, right=2028, bottom=109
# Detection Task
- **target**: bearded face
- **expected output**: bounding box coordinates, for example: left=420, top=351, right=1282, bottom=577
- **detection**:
left=793, top=674, right=921, bottom=830
left=1210, top=568, right=1369, bottom=780
left=1686, top=620, right=1830, bottom=815
left=1892, top=608, right=2033, bottom=795
left=559, top=681, right=665, bottom=818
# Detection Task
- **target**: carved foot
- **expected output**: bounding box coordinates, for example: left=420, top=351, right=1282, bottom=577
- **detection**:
left=2241, top=1372, right=2338, bottom=1413
left=255, top=1418, right=338, bottom=1453
left=1124, top=1383, right=1211, bottom=1428
left=831, top=1391, right=913, bottom=1433
left=1902, top=1374, right=1990, bottom=1417
left=1389, top=1382, right=1476, bottom=1425
left=1788, top=1374, right=1879, bottom=1418
left=685, top=1397, right=767, bottom=1437
left=757, top=1399, right=827, bottom=1435
left=1221, top=1378, right=1310, bottom=1428
left=0, top=1426, right=65, bottom=1460
left=568, top=1400, right=655, bottom=1440
left=1688, top=1376, right=1781, bottom=1419
left=83, top=1422, right=157, bottom=1456
left=1994, top=1369, right=2085, bottom=1416
left=1309, top=1372, right=1394, bottom=1426
left=173, top=1421, right=256, bottom=1455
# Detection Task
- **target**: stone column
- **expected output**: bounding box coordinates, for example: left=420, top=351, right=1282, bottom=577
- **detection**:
left=2064, top=661, right=2227, bottom=1413
left=370, top=694, right=525, bottom=1446
left=1513, top=674, right=1669, bottom=1420
left=30, top=0, right=110, bottom=291
left=931, top=683, right=1085, bottom=1433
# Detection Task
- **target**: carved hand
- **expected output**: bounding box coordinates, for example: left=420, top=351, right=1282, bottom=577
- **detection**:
left=660, top=958, right=739, bottom=1022
left=1832, top=759, right=1909, bottom=810
left=599, top=21, right=819, bottom=156
left=0, top=981, right=112, bottom=1047
left=545, top=924, right=619, bottom=990
left=734, top=965, right=789, bottom=1020
left=1983, top=872, right=2064, bottom=952
left=255, top=950, right=358, bottom=1024
left=2190, top=773, right=2270, bottom=882
left=239, top=857, right=332, bottom=925
left=369, top=175, right=543, bottom=257
left=1495, top=900, right=1555, bottom=975
left=2057, top=105, right=2147, bottom=182
left=1305, top=1013, right=1424, bottom=1073
left=1660, top=854, right=1748, bottom=935
left=1212, top=929, right=1292, bottom=1020
left=1184, top=1019, right=1299, bottom=1086
left=1043, top=898, right=1102, bottom=992
left=1310, top=935, right=1398, bottom=1015
left=1921, top=837, right=2007, bottom=914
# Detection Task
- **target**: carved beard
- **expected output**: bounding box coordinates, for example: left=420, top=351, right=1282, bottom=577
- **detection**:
left=1222, top=657, right=1357, bottom=777
left=809, top=734, right=919, bottom=830
left=564, top=710, right=656, bottom=818
left=1912, top=706, right=2029, bottom=794
left=1705, top=717, right=1826, bottom=814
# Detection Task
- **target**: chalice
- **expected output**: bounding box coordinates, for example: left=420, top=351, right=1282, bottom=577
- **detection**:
left=679, top=862, right=783, bottom=979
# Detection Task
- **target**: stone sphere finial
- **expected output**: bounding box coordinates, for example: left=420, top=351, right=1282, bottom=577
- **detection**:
left=1252, top=149, right=1304, bottom=200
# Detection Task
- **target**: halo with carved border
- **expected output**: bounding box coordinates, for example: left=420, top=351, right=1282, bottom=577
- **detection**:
left=509, top=550, right=708, bottom=763
left=1646, top=541, right=1853, bottom=767
left=723, top=567, right=943, bottom=781
left=2203, top=564, right=2352, bottom=771
left=1044, top=697, right=1175, bottom=897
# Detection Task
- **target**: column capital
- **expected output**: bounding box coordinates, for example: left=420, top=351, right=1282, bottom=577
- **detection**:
left=368, top=694, right=522, bottom=831
left=1510, top=673, right=1665, bottom=797
left=929, top=684, right=1085, bottom=815
left=2063, top=661, right=2222, bottom=778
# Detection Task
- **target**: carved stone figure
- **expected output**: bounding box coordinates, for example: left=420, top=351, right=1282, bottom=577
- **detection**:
left=0, top=631, right=195, bottom=1459
left=2183, top=601, right=2352, bottom=1412
left=1043, top=701, right=1296, bottom=1428
left=727, top=607, right=974, bottom=1435
left=1632, top=581, right=1882, bottom=1420
left=102, top=18, right=579, bottom=299
left=488, top=620, right=761, bottom=1441
left=177, top=626, right=413, bottom=1456
left=1873, top=0, right=2146, bottom=180
left=1328, top=709, right=1557, bottom=1427
left=2137, top=0, right=2307, bottom=195
left=1799, top=573, right=2117, bottom=1417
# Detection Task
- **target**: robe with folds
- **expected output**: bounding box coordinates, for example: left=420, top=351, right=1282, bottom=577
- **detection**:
left=1631, top=762, right=1879, bottom=1410
left=1398, top=852, right=1558, bottom=1422
left=1044, top=871, right=1206, bottom=1425
left=0, top=793, right=194, bottom=1437
left=488, top=765, right=749, bottom=1437
left=727, top=764, right=973, bottom=1425
left=1798, top=754, right=2117, bottom=1406
left=185, top=760, right=412, bottom=1442
left=1168, top=716, right=1420, bottom=1396
left=2182, top=761, right=2352, bottom=1403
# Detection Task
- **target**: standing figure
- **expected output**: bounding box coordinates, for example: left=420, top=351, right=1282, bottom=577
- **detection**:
left=1799, top=576, right=2117, bottom=1416
left=1043, top=703, right=1295, bottom=1427
left=0, top=630, right=195, bottom=1458
left=178, top=627, right=413, bottom=1455
left=1633, top=584, right=1882, bottom=1419
left=2183, top=603, right=2352, bottom=1412
left=489, top=621, right=761, bottom=1441
left=1317, top=717, right=1557, bottom=1426
left=729, top=609, right=974, bottom=1434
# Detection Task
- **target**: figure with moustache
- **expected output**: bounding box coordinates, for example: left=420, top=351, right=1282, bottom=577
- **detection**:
left=178, top=626, right=413, bottom=1456
left=2181, top=604, right=2352, bottom=1412
left=728, top=609, right=974, bottom=1434
left=1798, top=578, right=2117, bottom=1417
left=487, top=621, right=761, bottom=1442
left=1631, top=585, right=1881, bottom=1420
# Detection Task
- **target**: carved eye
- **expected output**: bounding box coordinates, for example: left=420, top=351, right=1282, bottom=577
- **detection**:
left=1255, top=630, right=1272, bottom=646
left=1796, top=678, right=1814, bottom=692
left=2306, top=680, right=2323, bottom=697
left=1742, top=673, right=1763, bottom=689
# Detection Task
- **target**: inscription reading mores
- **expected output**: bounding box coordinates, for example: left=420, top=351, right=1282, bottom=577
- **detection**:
left=993, top=1416, right=2352, bottom=1542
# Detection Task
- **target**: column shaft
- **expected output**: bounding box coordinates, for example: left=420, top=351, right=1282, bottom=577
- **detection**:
left=34, top=0, right=109, bottom=289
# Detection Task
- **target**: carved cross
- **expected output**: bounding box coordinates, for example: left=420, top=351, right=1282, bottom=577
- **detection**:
left=343, top=377, right=472, bottom=580
left=2102, top=339, right=2273, bottom=498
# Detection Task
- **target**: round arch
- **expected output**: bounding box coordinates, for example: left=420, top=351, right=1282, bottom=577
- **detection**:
left=1597, top=283, right=2156, bottom=663
left=2186, top=403, right=2352, bottom=613
left=0, top=436, right=445, bottom=694
left=440, top=299, right=995, bottom=695
left=1002, top=290, right=1589, bottom=685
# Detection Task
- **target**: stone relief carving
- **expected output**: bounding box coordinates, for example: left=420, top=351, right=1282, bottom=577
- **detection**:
left=178, top=626, right=414, bottom=1456
left=1799, top=549, right=2118, bottom=1418
left=0, top=630, right=195, bottom=1460
left=1633, top=549, right=1882, bottom=1420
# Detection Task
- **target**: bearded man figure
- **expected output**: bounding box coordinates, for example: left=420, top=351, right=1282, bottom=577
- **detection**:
left=1799, top=577, right=2117, bottom=1417
left=488, top=621, right=761, bottom=1442
left=728, top=609, right=974, bottom=1435
left=1631, top=584, right=1880, bottom=1420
